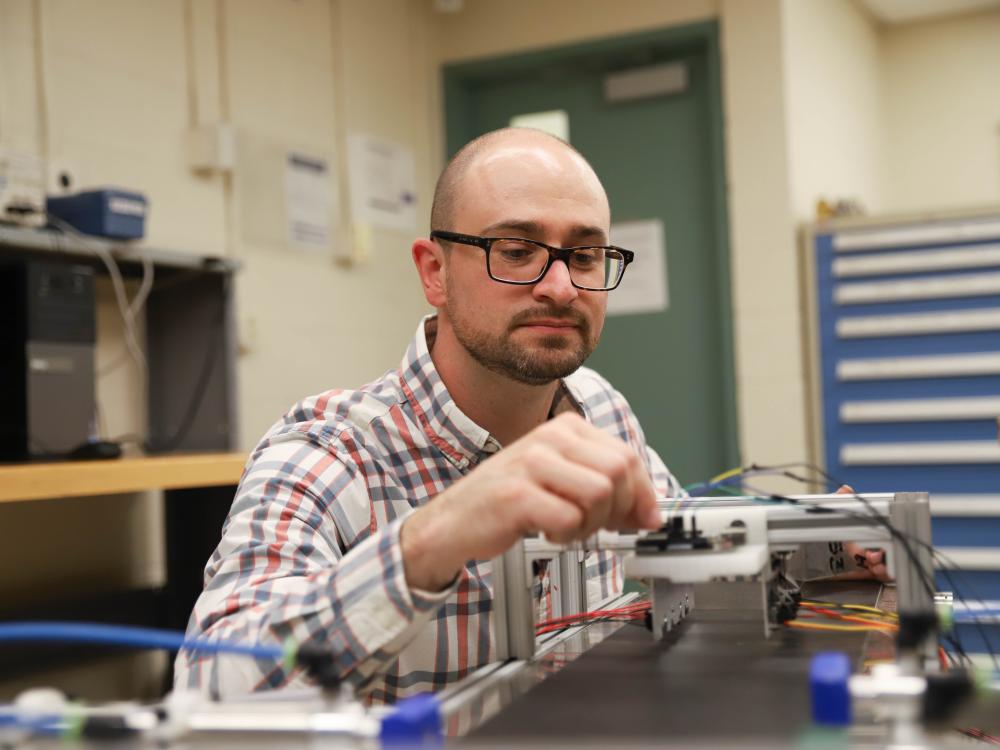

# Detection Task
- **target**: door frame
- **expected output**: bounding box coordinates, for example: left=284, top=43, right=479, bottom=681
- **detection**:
left=441, top=20, right=740, bottom=472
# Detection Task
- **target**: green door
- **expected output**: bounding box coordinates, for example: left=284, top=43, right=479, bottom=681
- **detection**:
left=443, top=22, right=738, bottom=486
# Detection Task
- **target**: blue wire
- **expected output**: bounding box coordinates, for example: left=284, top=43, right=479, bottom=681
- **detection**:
left=0, top=711, right=62, bottom=735
left=0, top=622, right=285, bottom=660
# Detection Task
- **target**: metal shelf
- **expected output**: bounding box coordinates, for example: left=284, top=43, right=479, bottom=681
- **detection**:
left=0, top=224, right=239, bottom=274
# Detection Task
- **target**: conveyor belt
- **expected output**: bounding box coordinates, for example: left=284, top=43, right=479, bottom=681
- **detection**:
left=470, top=582, right=884, bottom=741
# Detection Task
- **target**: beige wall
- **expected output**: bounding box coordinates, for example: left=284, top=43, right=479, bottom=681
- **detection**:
left=719, top=0, right=808, bottom=476
left=0, top=0, right=435, bottom=699
left=882, top=8, right=1000, bottom=213
left=782, top=0, right=884, bottom=220
left=0, top=0, right=436, bottom=450
left=223, top=0, right=435, bottom=446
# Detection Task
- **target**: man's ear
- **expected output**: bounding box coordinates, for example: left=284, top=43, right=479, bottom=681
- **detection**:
left=412, top=238, right=447, bottom=307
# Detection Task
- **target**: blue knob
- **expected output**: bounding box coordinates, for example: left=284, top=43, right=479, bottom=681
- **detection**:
left=810, top=652, right=852, bottom=726
left=380, top=693, right=443, bottom=748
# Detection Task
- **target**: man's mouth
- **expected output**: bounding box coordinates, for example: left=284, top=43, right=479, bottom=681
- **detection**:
left=518, top=319, right=579, bottom=331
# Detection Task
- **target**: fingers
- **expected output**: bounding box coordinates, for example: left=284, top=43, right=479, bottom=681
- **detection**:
left=513, top=481, right=585, bottom=543
left=842, top=542, right=893, bottom=583
left=555, top=414, right=656, bottom=520
left=523, top=449, right=617, bottom=534
left=864, top=548, right=891, bottom=582
left=865, top=548, right=885, bottom=567
left=527, top=413, right=657, bottom=534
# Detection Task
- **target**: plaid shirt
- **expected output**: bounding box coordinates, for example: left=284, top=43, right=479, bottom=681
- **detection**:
left=175, top=316, right=683, bottom=704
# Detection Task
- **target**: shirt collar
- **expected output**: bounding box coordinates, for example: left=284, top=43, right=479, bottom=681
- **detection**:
left=398, top=315, right=494, bottom=470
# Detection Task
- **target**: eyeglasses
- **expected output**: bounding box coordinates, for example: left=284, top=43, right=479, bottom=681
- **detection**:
left=430, top=230, right=634, bottom=291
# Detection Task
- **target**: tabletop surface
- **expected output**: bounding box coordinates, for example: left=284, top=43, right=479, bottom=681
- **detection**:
left=469, top=581, right=887, bottom=742
left=0, top=452, right=246, bottom=503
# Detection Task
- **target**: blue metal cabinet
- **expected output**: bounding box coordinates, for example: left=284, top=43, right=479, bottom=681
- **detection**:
left=804, top=210, right=1000, bottom=653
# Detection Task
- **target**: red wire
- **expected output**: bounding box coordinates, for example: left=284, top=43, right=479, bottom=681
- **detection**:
left=535, top=601, right=651, bottom=634
left=938, top=646, right=949, bottom=671
left=958, top=728, right=1000, bottom=745
left=537, top=601, right=649, bottom=626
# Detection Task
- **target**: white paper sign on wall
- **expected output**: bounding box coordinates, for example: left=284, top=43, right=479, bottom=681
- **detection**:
left=285, top=152, right=332, bottom=250
left=347, top=134, right=418, bottom=232
left=606, top=219, right=669, bottom=316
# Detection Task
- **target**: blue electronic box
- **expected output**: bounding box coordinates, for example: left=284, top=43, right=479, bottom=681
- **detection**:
left=47, top=188, right=147, bottom=240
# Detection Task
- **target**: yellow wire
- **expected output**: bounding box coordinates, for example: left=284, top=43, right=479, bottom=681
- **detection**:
left=844, top=614, right=899, bottom=627
left=800, top=600, right=899, bottom=620
left=709, top=466, right=743, bottom=484
left=841, top=604, right=899, bottom=620
left=786, top=619, right=895, bottom=634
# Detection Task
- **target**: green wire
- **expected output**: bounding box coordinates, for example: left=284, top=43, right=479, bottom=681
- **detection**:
left=61, top=705, right=85, bottom=743
left=282, top=636, right=298, bottom=673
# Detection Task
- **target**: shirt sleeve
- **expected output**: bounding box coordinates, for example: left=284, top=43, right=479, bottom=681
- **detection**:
left=173, top=431, right=456, bottom=699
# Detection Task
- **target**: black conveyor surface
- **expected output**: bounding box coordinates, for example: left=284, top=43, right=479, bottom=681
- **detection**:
left=470, top=582, right=884, bottom=741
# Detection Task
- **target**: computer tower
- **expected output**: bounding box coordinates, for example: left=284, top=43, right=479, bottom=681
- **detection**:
left=0, top=260, right=96, bottom=460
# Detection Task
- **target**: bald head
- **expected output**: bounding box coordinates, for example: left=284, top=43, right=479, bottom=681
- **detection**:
left=430, top=128, right=607, bottom=233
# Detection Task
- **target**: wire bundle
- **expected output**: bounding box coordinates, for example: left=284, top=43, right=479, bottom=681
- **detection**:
left=785, top=600, right=899, bottom=635
left=535, top=600, right=651, bottom=636
left=957, top=727, right=1000, bottom=745
left=673, top=461, right=1000, bottom=672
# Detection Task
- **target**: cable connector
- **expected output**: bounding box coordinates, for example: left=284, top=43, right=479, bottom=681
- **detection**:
left=896, top=612, right=938, bottom=652
left=294, top=644, right=344, bottom=690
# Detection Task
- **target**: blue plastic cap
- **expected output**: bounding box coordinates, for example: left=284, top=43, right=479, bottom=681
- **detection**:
left=380, top=692, right=443, bottom=748
left=810, top=651, right=852, bottom=727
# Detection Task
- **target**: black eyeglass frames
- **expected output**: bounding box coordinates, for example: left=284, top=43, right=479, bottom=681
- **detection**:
left=430, top=230, right=634, bottom=291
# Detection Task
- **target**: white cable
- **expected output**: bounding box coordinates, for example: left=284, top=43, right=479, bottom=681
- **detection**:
left=46, top=215, right=154, bottom=450
left=99, top=248, right=155, bottom=377
left=46, top=214, right=152, bottom=378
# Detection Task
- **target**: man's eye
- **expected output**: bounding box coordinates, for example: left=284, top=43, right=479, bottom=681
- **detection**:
left=570, top=250, right=601, bottom=268
left=498, top=245, right=537, bottom=262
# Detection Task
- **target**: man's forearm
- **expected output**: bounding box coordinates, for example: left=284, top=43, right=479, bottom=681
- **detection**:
left=400, top=502, right=465, bottom=592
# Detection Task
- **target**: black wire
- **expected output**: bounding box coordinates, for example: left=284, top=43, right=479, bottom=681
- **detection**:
left=735, top=470, right=938, bottom=604
left=733, top=471, right=965, bottom=664
left=927, top=547, right=1000, bottom=671
left=739, top=463, right=948, bottom=602
left=779, top=462, right=999, bottom=670
left=736, top=461, right=998, bottom=669
left=753, top=483, right=978, bottom=669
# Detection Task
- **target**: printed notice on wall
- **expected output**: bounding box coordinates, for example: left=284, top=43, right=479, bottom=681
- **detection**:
left=606, top=219, right=669, bottom=316
left=347, top=134, right=418, bottom=232
left=285, top=152, right=332, bottom=250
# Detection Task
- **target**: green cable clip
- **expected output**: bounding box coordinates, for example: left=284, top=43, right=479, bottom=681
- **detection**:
left=282, top=636, right=299, bottom=673
left=972, top=663, right=995, bottom=696
left=936, top=598, right=954, bottom=633
left=60, top=703, right=86, bottom=744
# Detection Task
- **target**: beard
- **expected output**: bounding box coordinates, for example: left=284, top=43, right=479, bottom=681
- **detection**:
left=445, top=296, right=597, bottom=386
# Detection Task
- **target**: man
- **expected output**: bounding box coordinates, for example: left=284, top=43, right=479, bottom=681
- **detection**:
left=176, top=128, right=881, bottom=702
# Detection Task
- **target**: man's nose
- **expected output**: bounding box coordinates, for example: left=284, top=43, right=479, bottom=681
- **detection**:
left=532, top=259, right=578, bottom=307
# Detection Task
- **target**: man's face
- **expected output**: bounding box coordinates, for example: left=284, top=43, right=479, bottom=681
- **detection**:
left=441, top=139, right=610, bottom=386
